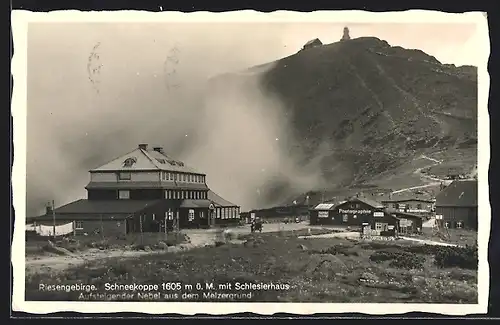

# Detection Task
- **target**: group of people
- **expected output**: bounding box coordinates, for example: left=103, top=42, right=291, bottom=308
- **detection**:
left=250, top=218, right=263, bottom=233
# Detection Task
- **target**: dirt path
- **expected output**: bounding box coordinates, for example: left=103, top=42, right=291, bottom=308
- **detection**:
left=390, top=155, right=450, bottom=194
left=25, top=223, right=318, bottom=275
left=398, top=236, right=461, bottom=247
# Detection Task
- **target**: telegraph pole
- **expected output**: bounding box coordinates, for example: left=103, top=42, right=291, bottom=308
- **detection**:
left=51, top=200, right=56, bottom=239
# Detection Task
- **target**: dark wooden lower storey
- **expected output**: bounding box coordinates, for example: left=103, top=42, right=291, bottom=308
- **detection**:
left=30, top=208, right=241, bottom=236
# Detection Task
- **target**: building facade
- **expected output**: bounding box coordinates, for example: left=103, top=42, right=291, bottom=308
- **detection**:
left=28, top=144, right=240, bottom=235
left=309, top=197, right=387, bottom=230
left=244, top=205, right=310, bottom=224
left=302, top=38, right=323, bottom=51
left=378, top=193, right=435, bottom=216
left=435, top=180, right=478, bottom=230
left=385, top=209, right=425, bottom=235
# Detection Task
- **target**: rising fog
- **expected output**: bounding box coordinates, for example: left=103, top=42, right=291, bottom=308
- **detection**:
left=25, top=22, right=478, bottom=216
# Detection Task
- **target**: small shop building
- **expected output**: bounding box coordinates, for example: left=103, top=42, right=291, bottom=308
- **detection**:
left=385, top=209, right=425, bottom=235
left=309, top=196, right=386, bottom=229
left=378, top=192, right=435, bottom=216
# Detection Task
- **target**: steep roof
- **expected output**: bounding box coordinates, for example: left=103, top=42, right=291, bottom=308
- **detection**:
left=304, top=38, right=322, bottom=46
left=435, top=180, right=478, bottom=207
left=180, top=199, right=211, bottom=209
left=208, top=190, right=238, bottom=207
left=27, top=199, right=163, bottom=222
left=90, top=146, right=203, bottom=174
left=385, top=208, right=427, bottom=219
left=313, top=203, right=336, bottom=210
left=352, top=196, right=385, bottom=209
left=377, top=192, right=435, bottom=203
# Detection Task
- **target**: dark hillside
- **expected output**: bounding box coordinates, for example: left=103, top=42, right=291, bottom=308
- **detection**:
left=209, top=37, right=478, bottom=206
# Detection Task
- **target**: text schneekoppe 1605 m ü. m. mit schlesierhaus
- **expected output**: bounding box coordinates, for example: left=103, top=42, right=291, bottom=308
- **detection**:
left=38, top=281, right=292, bottom=301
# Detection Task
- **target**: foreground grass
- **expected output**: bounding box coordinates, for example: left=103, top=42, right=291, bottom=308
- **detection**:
left=25, top=232, right=189, bottom=257
left=26, top=232, right=477, bottom=303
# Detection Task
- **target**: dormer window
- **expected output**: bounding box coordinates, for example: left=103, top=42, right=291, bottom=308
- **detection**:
left=122, top=157, right=137, bottom=167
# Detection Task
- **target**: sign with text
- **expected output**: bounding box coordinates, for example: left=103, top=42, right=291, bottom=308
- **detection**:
left=318, top=211, right=329, bottom=218
left=373, top=211, right=384, bottom=217
left=399, top=218, right=413, bottom=227
left=338, top=208, right=372, bottom=214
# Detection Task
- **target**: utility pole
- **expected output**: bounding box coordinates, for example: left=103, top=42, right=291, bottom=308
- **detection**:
left=139, top=214, right=144, bottom=245
left=100, top=214, right=104, bottom=239
left=51, top=200, right=56, bottom=240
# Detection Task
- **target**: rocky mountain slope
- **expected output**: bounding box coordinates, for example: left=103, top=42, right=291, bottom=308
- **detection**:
left=208, top=37, right=478, bottom=207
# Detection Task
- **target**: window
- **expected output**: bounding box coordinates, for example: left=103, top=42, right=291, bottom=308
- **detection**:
left=200, top=211, right=205, bottom=219
left=392, top=203, right=397, bottom=209
left=457, top=221, right=463, bottom=229
left=342, top=214, right=348, bottom=222
left=375, top=223, right=383, bottom=231
left=181, top=191, right=185, bottom=199
left=216, top=208, right=221, bottom=219
left=188, top=209, right=195, bottom=222
left=444, top=222, right=449, bottom=228
left=196, top=192, right=199, bottom=199
left=229, top=208, right=233, bottom=219
left=195, top=175, right=199, bottom=183
left=75, top=221, right=83, bottom=229
left=118, top=190, right=130, bottom=199
left=166, top=211, right=174, bottom=220
left=167, top=172, right=172, bottom=180
left=119, top=172, right=131, bottom=180
left=353, top=215, right=357, bottom=219
left=181, top=174, right=185, bottom=182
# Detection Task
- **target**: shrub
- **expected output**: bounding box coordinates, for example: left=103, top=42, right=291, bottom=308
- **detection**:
left=369, top=249, right=403, bottom=263
left=369, top=249, right=424, bottom=269
left=434, top=245, right=478, bottom=270
left=389, top=253, right=425, bottom=269
left=312, top=245, right=357, bottom=257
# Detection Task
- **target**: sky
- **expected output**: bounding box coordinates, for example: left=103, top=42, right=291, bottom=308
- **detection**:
left=25, top=21, right=481, bottom=215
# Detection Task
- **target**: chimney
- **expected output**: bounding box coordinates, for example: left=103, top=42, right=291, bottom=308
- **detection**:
left=153, top=146, right=164, bottom=153
left=138, top=143, right=148, bottom=150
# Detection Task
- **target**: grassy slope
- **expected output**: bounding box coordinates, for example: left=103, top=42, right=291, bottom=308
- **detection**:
left=26, top=231, right=477, bottom=303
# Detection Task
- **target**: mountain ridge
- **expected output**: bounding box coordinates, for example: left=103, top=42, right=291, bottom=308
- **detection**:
left=208, top=36, right=478, bottom=208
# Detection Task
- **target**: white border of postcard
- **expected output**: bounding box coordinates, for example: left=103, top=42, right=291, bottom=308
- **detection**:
left=11, top=9, right=490, bottom=315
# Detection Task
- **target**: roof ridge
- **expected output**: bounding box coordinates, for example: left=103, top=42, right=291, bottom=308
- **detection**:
left=140, top=149, right=162, bottom=170
left=89, top=148, right=139, bottom=172
left=54, top=198, right=85, bottom=211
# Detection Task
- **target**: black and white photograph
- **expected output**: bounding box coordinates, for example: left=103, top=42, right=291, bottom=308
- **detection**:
left=11, top=10, right=489, bottom=315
